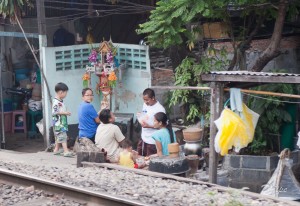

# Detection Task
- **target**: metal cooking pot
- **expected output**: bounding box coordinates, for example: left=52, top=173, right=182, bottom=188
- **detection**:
left=184, top=139, right=202, bottom=156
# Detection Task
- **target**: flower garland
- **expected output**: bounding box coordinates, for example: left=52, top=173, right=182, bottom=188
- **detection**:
left=88, top=49, right=98, bottom=64
left=108, top=71, right=117, bottom=88
left=82, top=73, right=90, bottom=88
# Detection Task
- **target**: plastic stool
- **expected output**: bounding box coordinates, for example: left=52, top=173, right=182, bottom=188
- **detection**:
left=27, top=110, right=43, bottom=133
left=0, top=112, right=12, bottom=133
left=11, top=110, right=27, bottom=135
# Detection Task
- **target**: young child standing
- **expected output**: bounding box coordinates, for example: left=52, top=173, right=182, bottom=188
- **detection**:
left=52, top=82, right=73, bottom=157
left=152, top=112, right=177, bottom=156
left=119, top=139, right=138, bottom=168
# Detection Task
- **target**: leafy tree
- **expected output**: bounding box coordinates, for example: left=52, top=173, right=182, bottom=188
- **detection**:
left=169, top=47, right=229, bottom=123
left=0, top=0, right=33, bottom=22
left=138, top=0, right=299, bottom=146
left=138, top=0, right=299, bottom=72
left=244, top=82, right=297, bottom=155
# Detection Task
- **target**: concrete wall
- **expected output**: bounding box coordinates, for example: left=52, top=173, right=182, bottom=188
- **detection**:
left=151, top=68, right=182, bottom=120
left=213, top=36, right=300, bottom=73
left=223, top=151, right=300, bottom=193
left=42, top=43, right=151, bottom=145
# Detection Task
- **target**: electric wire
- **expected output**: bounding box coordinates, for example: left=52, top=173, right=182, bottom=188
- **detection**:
left=0, top=5, right=150, bottom=29
left=42, top=5, right=151, bottom=12
left=44, top=0, right=154, bottom=9
left=242, top=92, right=300, bottom=104
left=0, top=1, right=154, bottom=29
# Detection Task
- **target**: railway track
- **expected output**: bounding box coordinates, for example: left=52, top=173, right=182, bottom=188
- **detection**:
left=0, top=168, right=147, bottom=206
left=1, top=160, right=299, bottom=206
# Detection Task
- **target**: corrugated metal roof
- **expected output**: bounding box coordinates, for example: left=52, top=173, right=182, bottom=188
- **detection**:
left=209, top=71, right=300, bottom=77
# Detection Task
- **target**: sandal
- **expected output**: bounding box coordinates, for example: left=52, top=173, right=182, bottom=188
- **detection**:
left=53, top=151, right=62, bottom=155
left=63, top=152, right=75, bottom=157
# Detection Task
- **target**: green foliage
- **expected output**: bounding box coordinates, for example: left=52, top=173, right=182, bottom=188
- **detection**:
left=0, top=0, right=32, bottom=20
left=137, top=0, right=292, bottom=50
left=247, top=81, right=298, bottom=155
left=168, top=46, right=229, bottom=123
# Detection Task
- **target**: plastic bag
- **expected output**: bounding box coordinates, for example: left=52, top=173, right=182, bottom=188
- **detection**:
left=297, top=131, right=300, bottom=148
left=36, top=118, right=44, bottom=135
left=261, top=149, right=300, bottom=200
left=137, top=112, right=153, bottom=126
left=214, top=103, right=259, bottom=155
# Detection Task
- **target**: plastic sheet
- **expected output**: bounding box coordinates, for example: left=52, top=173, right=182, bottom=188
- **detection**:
left=214, top=104, right=259, bottom=155
left=261, top=149, right=300, bottom=201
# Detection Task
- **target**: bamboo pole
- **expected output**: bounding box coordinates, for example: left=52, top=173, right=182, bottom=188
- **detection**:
left=224, top=88, right=300, bottom=99
left=151, top=86, right=300, bottom=99
left=151, top=86, right=211, bottom=91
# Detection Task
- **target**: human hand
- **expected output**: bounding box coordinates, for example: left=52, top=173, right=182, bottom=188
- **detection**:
left=132, top=150, right=138, bottom=155
left=140, top=121, right=149, bottom=128
left=65, top=111, right=71, bottom=116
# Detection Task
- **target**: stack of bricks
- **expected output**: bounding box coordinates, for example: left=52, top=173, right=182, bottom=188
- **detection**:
left=75, top=138, right=105, bottom=167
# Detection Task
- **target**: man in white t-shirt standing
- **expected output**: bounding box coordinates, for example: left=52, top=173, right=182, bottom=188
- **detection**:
left=137, top=88, right=166, bottom=156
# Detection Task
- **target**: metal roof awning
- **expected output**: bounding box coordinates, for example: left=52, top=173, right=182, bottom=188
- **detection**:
left=201, top=71, right=300, bottom=85
left=0, top=31, right=39, bottom=38
left=201, top=71, right=300, bottom=184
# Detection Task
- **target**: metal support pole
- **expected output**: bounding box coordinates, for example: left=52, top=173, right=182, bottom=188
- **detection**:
left=37, top=0, right=49, bottom=148
left=0, top=67, right=5, bottom=149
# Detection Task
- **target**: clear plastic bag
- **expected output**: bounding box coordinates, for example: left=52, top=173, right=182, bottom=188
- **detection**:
left=36, top=118, right=44, bottom=135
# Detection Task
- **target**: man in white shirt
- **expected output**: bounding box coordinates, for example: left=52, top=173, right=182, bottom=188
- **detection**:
left=137, top=88, right=166, bottom=156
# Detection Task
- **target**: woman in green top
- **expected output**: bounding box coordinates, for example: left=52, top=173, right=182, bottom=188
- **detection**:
left=152, top=112, right=176, bottom=156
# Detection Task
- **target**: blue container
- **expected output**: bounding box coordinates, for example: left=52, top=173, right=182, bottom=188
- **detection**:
left=14, top=68, right=30, bottom=74
left=0, top=99, right=12, bottom=112
left=15, top=73, right=28, bottom=81
left=14, top=68, right=30, bottom=81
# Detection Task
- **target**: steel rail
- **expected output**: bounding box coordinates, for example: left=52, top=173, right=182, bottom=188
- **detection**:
left=0, top=168, right=148, bottom=206
left=83, top=162, right=300, bottom=206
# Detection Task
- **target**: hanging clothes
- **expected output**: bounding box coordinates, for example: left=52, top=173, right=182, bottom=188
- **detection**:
left=230, top=88, right=243, bottom=113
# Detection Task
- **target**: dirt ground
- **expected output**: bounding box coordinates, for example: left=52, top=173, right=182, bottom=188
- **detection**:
left=0, top=133, right=76, bottom=168
left=2, top=132, right=45, bottom=153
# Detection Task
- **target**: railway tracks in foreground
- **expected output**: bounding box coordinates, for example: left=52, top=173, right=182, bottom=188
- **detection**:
left=1, top=162, right=300, bottom=206
left=0, top=168, right=147, bottom=206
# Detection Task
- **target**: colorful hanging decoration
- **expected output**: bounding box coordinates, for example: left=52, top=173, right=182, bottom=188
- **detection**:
left=108, top=71, right=117, bottom=88
left=82, top=72, right=90, bottom=88
left=88, top=49, right=98, bottom=64
left=83, top=39, right=120, bottom=110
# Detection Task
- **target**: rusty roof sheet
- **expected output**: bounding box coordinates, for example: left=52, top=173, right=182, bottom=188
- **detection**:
left=208, top=71, right=300, bottom=77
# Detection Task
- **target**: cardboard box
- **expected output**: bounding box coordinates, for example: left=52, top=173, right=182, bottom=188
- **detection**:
left=203, top=22, right=229, bottom=39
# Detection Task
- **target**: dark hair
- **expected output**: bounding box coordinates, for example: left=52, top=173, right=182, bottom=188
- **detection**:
left=55, top=82, right=68, bottom=92
left=154, top=112, right=174, bottom=143
left=99, top=109, right=111, bottom=124
left=121, top=139, right=133, bottom=149
left=143, top=88, right=155, bottom=98
left=82, top=88, right=93, bottom=96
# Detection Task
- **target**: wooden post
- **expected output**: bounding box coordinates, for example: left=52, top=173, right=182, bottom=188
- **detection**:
left=209, top=83, right=223, bottom=183
left=37, top=0, right=49, bottom=148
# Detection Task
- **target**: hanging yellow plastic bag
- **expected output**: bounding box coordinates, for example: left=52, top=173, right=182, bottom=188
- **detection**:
left=214, top=103, right=259, bottom=156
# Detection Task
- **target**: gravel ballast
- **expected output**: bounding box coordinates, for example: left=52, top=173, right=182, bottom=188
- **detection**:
left=0, top=183, right=86, bottom=206
left=0, top=160, right=294, bottom=206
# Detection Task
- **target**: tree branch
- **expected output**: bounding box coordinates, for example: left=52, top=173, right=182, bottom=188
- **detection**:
left=227, top=13, right=265, bottom=71
left=251, top=0, right=288, bottom=72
